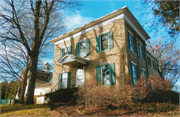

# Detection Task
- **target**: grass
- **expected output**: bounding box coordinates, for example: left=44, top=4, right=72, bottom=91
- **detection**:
left=0, top=104, right=62, bottom=116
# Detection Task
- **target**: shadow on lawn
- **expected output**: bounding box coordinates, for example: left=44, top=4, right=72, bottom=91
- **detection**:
left=1, top=104, right=50, bottom=114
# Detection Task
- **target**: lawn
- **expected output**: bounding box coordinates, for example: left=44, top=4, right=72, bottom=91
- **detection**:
left=1, top=103, right=179, bottom=116
left=0, top=104, right=62, bottom=116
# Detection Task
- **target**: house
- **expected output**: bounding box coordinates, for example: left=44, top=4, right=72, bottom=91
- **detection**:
left=16, top=62, right=52, bottom=104
left=50, top=6, right=158, bottom=91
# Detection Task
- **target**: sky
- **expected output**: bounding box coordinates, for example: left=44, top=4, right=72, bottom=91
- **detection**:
left=1, top=1, right=179, bottom=92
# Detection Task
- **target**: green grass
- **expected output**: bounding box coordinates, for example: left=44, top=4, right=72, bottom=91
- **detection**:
left=1, top=104, right=62, bottom=116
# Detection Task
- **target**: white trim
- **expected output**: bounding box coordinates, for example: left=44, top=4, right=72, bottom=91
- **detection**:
left=99, top=61, right=111, bottom=66
left=62, top=44, right=69, bottom=48
left=55, top=14, right=124, bottom=45
left=54, top=13, right=147, bottom=45
left=128, top=30, right=133, bottom=36
left=124, top=14, right=146, bottom=41
left=131, top=61, right=137, bottom=66
left=141, top=68, right=146, bottom=71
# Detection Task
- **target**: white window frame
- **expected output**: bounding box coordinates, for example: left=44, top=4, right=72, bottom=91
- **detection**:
left=128, top=31, right=135, bottom=52
left=131, top=61, right=137, bottom=85
left=100, top=64, right=111, bottom=85
left=100, top=33, right=110, bottom=52
left=61, top=73, right=68, bottom=88
left=79, top=41, right=86, bottom=57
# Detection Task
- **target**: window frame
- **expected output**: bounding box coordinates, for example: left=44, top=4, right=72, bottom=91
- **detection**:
left=100, top=64, right=111, bottom=86
left=131, top=62, right=138, bottom=85
left=79, top=41, right=87, bottom=57
left=147, top=55, right=152, bottom=67
left=128, top=31, right=136, bottom=53
left=100, top=33, right=109, bottom=52
left=138, top=42, right=145, bottom=60
left=61, top=72, right=68, bottom=89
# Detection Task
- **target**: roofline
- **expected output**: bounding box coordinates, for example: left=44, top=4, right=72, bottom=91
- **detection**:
left=50, top=6, right=150, bottom=44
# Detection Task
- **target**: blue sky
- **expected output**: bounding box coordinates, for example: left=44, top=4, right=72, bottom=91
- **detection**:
left=1, top=1, right=179, bottom=92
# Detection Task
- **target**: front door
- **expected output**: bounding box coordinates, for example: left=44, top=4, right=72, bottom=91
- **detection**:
left=76, top=65, right=84, bottom=86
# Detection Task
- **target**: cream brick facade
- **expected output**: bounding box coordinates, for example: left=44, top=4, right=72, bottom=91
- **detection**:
left=50, top=6, right=159, bottom=91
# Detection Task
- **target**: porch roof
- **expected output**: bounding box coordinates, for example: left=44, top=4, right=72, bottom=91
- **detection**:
left=57, top=54, right=90, bottom=66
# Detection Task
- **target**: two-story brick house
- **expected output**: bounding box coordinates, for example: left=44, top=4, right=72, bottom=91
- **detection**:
left=50, top=6, right=158, bottom=91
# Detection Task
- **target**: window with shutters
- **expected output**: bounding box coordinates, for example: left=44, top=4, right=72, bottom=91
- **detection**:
left=147, top=56, right=152, bottom=66
left=138, top=42, right=145, bottom=60
left=79, top=41, right=86, bottom=57
left=58, top=72, right=71, bottom=89
left=96, top=31, right=113, bottom=52
left=61, top=73, right=68, bottom=88
left=96, top=63, right=116, bottom=86
left=152, top=61, right=158, bottom=71
left=101, top=64, right=111, bottom=85
left=141, top=68, right=146, bottom=86
left=128, top=31, right=136, bottom=53
left=131, top=62, right=138, bottom=85
left=76, top=39, right=90, bottom=57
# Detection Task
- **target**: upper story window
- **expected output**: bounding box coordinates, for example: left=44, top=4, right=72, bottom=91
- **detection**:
left=76, top=39, right=90, bottom=57
left=96, top=63, right=116, bottom=85
left=141, top=68, right=146, bottom=86
left=60, top=46, right=72, bottom=58
left=130, top=62, right=139, bottom=85
left=96, top=31, right=114, bottom=52
left=128, top=31, right=136, bottom=53
left=58, top=72, right=71, bottom=89
left=138, top=42, right=145, bottom=60
left=152, top=60, right=158, bottom=71
left=147, top=56, right=152, bottom=66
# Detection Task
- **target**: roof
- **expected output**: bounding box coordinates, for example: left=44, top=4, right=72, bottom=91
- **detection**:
left=50, top=6, right=150, bottom=44
left=36, top=69, right=52, bottom=82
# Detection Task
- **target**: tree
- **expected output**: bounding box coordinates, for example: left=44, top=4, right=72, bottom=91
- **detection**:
left=0, top=0, right=82, bottom=104
left=147, top=39, right=180, bottom=87
left=142, top=0, right=179, bottom=39
left=1, top=81, right=8, bottom=99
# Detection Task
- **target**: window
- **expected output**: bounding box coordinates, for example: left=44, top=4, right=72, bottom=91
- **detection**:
left=76, top=65, right=84, bottom=86
left=58, top=72, right=71, bottom=89
left=138, top=43, right=145, bottom=60
left=147, top=56, right=152, bottom=66
left=141, top=69, right=146, bottom=86
left=128, top=31, right=136, bottom=53
left=130, top=62, right=139, bottom=85
left=153, top=61, right=158, bottom=71
left=79, top=41, right=86, bottom=57
left=96, top=63, right=115, bottom=85
left=60, top=46, right=72, bottom=58
left=76, top=39, right=90, bottom=57
left=96, top=31, right=113, bottom=52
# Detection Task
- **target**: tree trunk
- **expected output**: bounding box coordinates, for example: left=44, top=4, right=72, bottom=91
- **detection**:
left=25, top=55, right=38, bottom=104
left=19, top=79, right=27, bottom=104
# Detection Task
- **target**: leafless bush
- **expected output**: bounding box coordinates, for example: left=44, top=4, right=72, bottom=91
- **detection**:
left=76, top=78, right=134, bottom=108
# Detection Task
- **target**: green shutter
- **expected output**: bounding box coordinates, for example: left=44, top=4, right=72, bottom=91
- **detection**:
left=86, top=39, right=90, bottom=56
left=76, top=42, right=79, bottom=56
left=58, top=74, right=62, bottom=89
left=96, top=66, right=101, bottom=85
left=60, top=49, right=63, bottom=58
left=127, top=31, right=130, bottom=49
left=142, top=46, right=145, bottom=60
left=108, top=31, right=114, bottom=49
left=67, top=72, right=71, bottom=88
left=133, top=37, right=136, bottom=53
left=68, top=46, right=72, bottom=54
left=110, top=63, right=116, bottom=85
left=138, top=43, right=141, bottom=57
left=136, top=66, right=139, bottom=80
left=96, top=36, right=100, bottom=52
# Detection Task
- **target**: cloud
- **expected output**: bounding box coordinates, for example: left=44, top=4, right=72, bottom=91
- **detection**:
left=64, top=14, right=94, bottom=32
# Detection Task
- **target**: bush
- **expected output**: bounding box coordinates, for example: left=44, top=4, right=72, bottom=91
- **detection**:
left=76, top=78, right=134, bottom=108
left=45, top=88, right=78, bottom=104
left=133, top=75, right=178, bottom=103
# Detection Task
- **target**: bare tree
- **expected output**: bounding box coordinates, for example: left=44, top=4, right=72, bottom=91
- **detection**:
left=0, top=0, right=82, bottom=104
left=147, top=40, right=180, bottom=87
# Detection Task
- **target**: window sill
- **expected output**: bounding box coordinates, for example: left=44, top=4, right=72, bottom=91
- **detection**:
left=99, top=49, right=111, bottom=53
left=129, top=49, right=136, bottom=55
left=140, top=57, right=145, bottom=61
